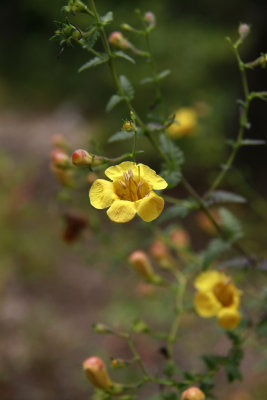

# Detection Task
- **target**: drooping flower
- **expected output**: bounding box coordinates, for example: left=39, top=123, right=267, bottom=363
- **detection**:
left=89, top=161, right=168, bottom=223
left=194, top=270, right=241, bottom=329
left=166, top=107, right=197, bottom=138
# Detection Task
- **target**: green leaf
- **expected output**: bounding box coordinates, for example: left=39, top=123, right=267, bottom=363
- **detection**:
left=140, top=76, right=154, bottom=85
left=119, top=75, right=134, bottom=99
left=159, top=134, right=184, bottom=188
left=219, top=207, right=243, bottom=241
left=108, top=131, right=135, bottom=143
left=100, top=11, right=113, bottom=25
left=201, top=238, right=231, bottom=269
left=157, top=69, right=171, bottom=80
left=207, top=190, right=246, bottom=204
left=106, top=94, right=123, bottom=112
left=114, top=51, right=135, bottom=64
left=241, top=139, right=266, bottom=146
left=158, top=204, right=190, bottom=223
left=224, top=361, right=242, bottom=382
left=81, top=30, right=99, bottom=50
left=78, top=56, right=108, bottom=72
left=201, top=354, right=223, bottom=370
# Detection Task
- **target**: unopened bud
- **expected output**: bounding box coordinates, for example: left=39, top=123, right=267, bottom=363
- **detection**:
left=123, top=121, right=135, bottom=132
left=93, top=323, right=112, bottom=334
left=51, top=148, right=71, bottom=168
left=170, top=229, right=190, bottom=249
left=129, top=250, right=155, bottom=280
left=238, top=23, right=250, bottom=41
left=51, top=134, right=68, bottom=149
left=149, top=240, right=173, bottom=269
left=144, top=11, right=156, bottom=27
left=83, top=356, right=112, bottom=391
left=109, top=31, right=131, bottom=50
left=50, top=163, right=74, bottom=186
left=72, top=149, right=102, bottom=167
left=181, top=387, right=205, bottom=400
left=111, top=358, right=128, bottom=369
left=121, top=23, right=135, bottom=32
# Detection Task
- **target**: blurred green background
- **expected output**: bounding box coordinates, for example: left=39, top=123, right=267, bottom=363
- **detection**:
left=0, top=0, right=267, bottom=399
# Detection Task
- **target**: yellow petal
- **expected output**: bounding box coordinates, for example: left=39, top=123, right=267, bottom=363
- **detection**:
left=107, top=200, right=136, bottom=223
left=218, top=308, right=241, bottom=330
left=105, top=162, right=138, bottom=181
left=136, top=191, right=164, bottom=222
left=138, top=164, right=168, bottom=190
left=194, top=270, right=224, bottom=292
left=89, top=179, right=116, bottom=209
left=194, top=291, right=221, bottom=317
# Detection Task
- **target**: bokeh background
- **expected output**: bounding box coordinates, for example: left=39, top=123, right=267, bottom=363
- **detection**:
left=0, top=0, right=267, bottom=399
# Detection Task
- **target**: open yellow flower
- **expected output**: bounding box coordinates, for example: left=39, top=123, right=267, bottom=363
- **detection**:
left=89, top=161, right=168, bottom=223
left=194, top=270, right=241, bottom=329
left=166, top=107, right=197, bottom=138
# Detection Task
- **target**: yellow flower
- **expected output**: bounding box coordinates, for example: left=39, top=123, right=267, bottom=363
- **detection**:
left=89, top=161, right=168, bottom=223
left=194, top=270, right=241, bottom=329
left=166, top=107, right=197, bottom=138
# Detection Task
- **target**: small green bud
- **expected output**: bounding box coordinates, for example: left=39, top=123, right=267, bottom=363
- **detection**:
left=93, top=323, right=112, bottom=334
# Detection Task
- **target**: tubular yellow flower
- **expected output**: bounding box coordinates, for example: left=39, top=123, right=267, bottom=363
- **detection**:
left=89, top=161, right=168, bottom=223
left=194, top=270, right=241, bottom=329
left=166, top=107, right=197, bottom=138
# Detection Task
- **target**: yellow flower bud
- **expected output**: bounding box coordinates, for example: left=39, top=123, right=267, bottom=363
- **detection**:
left=83, top=356, right=112, bottom=391
left=181, top=387, right=205, bottom=400
left=129, top=250, right=155, bottom=280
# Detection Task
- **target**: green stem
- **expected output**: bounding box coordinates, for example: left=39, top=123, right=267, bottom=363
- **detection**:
left=127, top=335, right=150, bottom=377
left=167, top=272, right=186, bottom=359
left=205, top=43, right=250, bottom=197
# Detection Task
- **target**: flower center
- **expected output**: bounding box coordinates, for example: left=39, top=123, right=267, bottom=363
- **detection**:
left=213, top=279, right=234, bottom=307
left=113, top=168, right=150, bottom=202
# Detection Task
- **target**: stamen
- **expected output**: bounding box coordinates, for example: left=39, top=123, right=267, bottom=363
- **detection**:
left=128, top=168, right=134, bottom=179
left=118, top=180, right=126, bottom=188
left=123, top=172, right=129, bottom=182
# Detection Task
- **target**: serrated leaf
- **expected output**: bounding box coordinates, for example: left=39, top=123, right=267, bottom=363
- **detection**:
left=159, top=134, right=184, bottom=188
left=201, top=354, right=223, bottom=370
left=100, top=11, right=113, bottom=25
left=207, top=190, right=247, bottom=205
left=119, top=75, right=134, bottom=99
left=241, top=139, right=266, bottom=146
left=81, top=30, right=99, bottom=50
left=201, top=238, right=231, bottom=269
left=78, top=56, right=108, bottom=72
left=157, top=69, right=171, bottom=80
left=140, top=76, right=154, bottom=85
left=106, top=94, right=123, bottom=112
left=158, top=204, right=190, bottom=223
left=160, top=168, right=182, bottom=188
left=219, top=207, right=243, bottom=241
left=114, top=51, right=135, bottom=64
left=108, top=131, right=135, bottom=143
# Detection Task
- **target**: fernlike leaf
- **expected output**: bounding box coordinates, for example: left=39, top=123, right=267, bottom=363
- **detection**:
left=219, top=207, right=243, bottom=241
left=157, top=69, right=171, bottom=80
left=108, top=130, right=135, bottom=143
left=119, top=75, right=135, bottom=99
left=78, top=55, right=108, bottom=72
left=114, top=51, right=135, bottom=64
left=106, top=94, right=123, bottom=112
left=100, top=11, right=113, bottom=25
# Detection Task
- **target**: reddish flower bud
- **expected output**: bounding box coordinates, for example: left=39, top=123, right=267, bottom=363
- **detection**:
left=129, top=250, right=155, bottom=280
left=109, top=31, right=131, bottom=50
left=149, top=240, right=173, bottom=269
left=72, top=149, right=102, bottom=167
left=83, top=356, right=112, bottom=391
left=51, top=148, right=70, bottom=168
left=170, top=228, right=190, bottom=249
left=144, top=11, right=156, bottom=27
left=238, top=23, right=250, bottom=40
left=181, top=387, right=205, bottom=400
